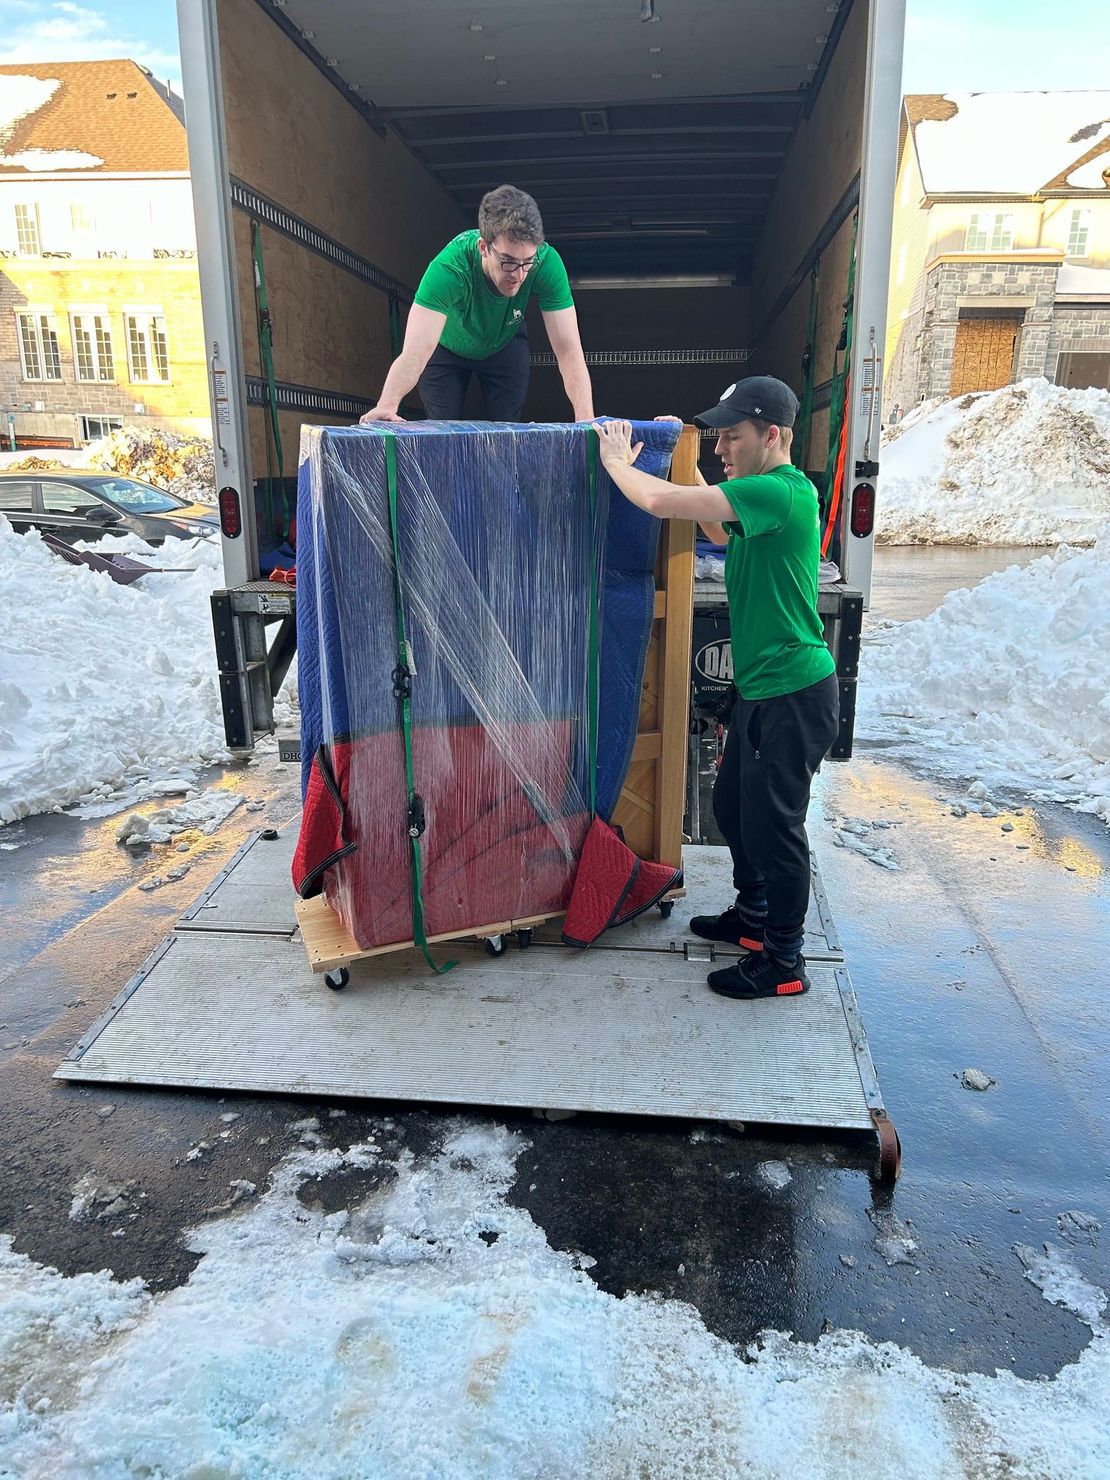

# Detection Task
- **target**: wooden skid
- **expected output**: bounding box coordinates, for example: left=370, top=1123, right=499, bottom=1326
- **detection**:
left=296, top=889, right=685, bottom=973
left=611, top=423, right=696, bottom=868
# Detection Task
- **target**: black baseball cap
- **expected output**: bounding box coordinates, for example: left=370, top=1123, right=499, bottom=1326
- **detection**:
left=694, top=375, right=799, bottom=430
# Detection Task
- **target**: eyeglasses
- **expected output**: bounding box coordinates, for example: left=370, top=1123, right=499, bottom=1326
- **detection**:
left=487, top=246, right=537, bottom=275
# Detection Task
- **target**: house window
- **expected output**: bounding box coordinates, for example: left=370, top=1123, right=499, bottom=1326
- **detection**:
left=80, top=414, right=123, bottom=442
left=125, top=311, right=170, bottom=383
left=1066, top=209, right=1091, bottom=258
left=70, top=203, right=97, bottom=251
left=15, top=204, right=41, bottom=256
left=966, top=212, right=1015, bottom=252
left=71, top=311, right=115, bottom=382
left=16, top=311, right=62, bottom=381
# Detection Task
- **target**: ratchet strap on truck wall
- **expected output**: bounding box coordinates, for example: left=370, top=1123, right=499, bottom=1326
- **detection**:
left=821, top=212, right=858, bottom=559
left=796, top=262, right=820, bottom=467
left=251, top=221, right=291, bottom=540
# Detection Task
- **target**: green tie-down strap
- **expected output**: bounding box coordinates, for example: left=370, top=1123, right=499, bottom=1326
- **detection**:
left=586, top=429, right=600, bottom=817
left=251, top=220, right=284, bottom=482
left=384, top=432, right=457, bottom=975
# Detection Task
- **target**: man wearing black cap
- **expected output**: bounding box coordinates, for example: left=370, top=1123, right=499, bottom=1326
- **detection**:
left=594, top=375, right=839, bottom=1000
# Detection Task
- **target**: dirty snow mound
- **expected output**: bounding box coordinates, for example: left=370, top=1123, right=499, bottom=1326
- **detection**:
left=0, top=1122, right=1107, bottom=1478
left=879, top=380, right=1110, bottom=545
left=858, top=535, right=1110, bottom=822
left=1, top=428, right=217, bottom=502
left=881, top=395, right=949, bottom=444
left=0, top=520, right=228, bottom=823
left=84, top=427, right=217, bottom=503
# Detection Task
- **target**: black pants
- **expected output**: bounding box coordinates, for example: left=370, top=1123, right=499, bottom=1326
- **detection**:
left=418, top=331, right=530, bottom=420
left=713, top=673, right=840, bottom=948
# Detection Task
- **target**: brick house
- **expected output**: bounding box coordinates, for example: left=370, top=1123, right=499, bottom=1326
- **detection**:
left=0, top=60, right=210, bottom=447
left=885, top=91, right=1110, bottom=414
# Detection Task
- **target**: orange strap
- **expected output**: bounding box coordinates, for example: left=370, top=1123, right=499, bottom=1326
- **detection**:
left=821, top=371, right=850, bottom=559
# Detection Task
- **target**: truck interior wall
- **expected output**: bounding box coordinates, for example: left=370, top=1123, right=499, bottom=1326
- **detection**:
left=218, top=0, right=467, bottom=471
left=219, top=0, right=870, bottom=491
left=233, top=215, right=393, bottom=475
left=524, top=285, right=753, bottom=427
left=747, top=0, right=868, bottom=470
left=219, top=0, right=465, bottom=282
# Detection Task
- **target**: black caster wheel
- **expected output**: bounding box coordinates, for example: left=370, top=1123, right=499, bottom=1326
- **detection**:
left=659, top=900, right=675, bottom=919
left=516, top=929, right=533, bottom=950
left=483, top=935, right=507, bottom=957
left=325, top=967, right=350, bottom=991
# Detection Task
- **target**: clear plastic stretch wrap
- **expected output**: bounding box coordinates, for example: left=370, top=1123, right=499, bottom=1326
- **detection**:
left=292, top=419, right=681, bottom=953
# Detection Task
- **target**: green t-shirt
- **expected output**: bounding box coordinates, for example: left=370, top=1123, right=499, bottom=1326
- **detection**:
left=413, top=230, right=575, bottom=360
left=719, top=463, right=836, bottom=701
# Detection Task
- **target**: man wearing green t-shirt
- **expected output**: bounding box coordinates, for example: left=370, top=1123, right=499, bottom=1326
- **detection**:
left=360, top=185, right=594, bottom=424
left=595, top=376, right=839, bottom=1001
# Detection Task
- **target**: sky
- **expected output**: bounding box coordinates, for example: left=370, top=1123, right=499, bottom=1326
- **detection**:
left=0, top=0, right=1107, bottom=99
left=0, top=2, right=182, bottom=90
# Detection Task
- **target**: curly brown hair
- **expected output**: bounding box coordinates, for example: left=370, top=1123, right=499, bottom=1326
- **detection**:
left=478, top=185, right=545, bottom=247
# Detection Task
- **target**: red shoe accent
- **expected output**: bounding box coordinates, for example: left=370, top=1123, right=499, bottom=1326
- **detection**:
left=776, top=979, right=805, bottom=995
left=738, top=936, right=764, bottom=952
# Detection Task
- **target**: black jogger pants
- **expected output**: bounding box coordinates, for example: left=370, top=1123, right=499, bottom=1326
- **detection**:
left=712, top=672, right=840, bottom=945
left=417, top=330, right=530, bottom=421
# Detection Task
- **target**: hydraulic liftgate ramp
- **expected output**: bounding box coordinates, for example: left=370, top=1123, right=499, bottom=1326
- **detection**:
left=56, top=829, right=900, bottom=1183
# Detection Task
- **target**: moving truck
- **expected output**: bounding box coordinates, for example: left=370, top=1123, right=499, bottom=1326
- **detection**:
left=176, top=0, right=905, bottom=756
left=63, top=1, right=907, bottom=1177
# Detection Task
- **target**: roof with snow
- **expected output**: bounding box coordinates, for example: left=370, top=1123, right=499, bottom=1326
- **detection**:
left=905, top=92, right=1110, bottom=196
left=0, top=60, right=188, bottom=175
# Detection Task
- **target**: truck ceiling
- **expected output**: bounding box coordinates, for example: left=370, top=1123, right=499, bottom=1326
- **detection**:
left=270, top=0, right=852, bottom=277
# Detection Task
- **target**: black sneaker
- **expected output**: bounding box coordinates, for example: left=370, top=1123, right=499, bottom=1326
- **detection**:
left=708, top=953, right=811, bottom=1000
left=689, top=905, right=765, bottom=953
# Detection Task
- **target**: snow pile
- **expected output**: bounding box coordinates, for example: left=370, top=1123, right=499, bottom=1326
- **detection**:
left=115, top=793, right=245, bottom=846
left=0, top=1121, right=1107, bottom=1477
left=3, top=428, right=217, bottom=502
left=830, top=816, right=901, bottom=869
left=0, top=520, right=229, bottom=824
left=882, top=395, right=948, bottom=444
left=84, top=426, right=217, bottom=502
left=0, top=454, right=71, bottom=474
left=858, top=536, right=1110, bottom=821
left=878, top=380, right=1110, bottom=546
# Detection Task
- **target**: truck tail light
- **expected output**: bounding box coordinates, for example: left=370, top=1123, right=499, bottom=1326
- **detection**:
left=850, top=481, right=875, bottom=538
left=218, top=486, right=242, bottom=539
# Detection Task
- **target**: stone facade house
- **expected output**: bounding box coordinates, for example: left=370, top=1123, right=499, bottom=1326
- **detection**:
left=885, top=92, right=1110, bottom=414
left=0, top=60, right=209, bottom=448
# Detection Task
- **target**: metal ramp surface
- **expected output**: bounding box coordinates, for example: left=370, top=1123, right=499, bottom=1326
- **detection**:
left=178, top=831, right=843, bottom=959
left=57, top=831, right=896, bottom=1176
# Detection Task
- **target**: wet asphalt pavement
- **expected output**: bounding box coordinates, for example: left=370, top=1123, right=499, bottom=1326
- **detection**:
left=0, top=548, right=1107, bottom=1389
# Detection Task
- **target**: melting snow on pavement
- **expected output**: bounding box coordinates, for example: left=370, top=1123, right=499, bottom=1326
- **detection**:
left=858, top=535, right=1110, bottom=822
left=0, top=1122, right=1107, bottom=1478
left=879, top=380, right=1110, bottom=546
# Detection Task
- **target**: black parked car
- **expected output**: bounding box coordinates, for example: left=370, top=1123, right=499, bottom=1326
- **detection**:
left=0, top=472, right=218, bottom=544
